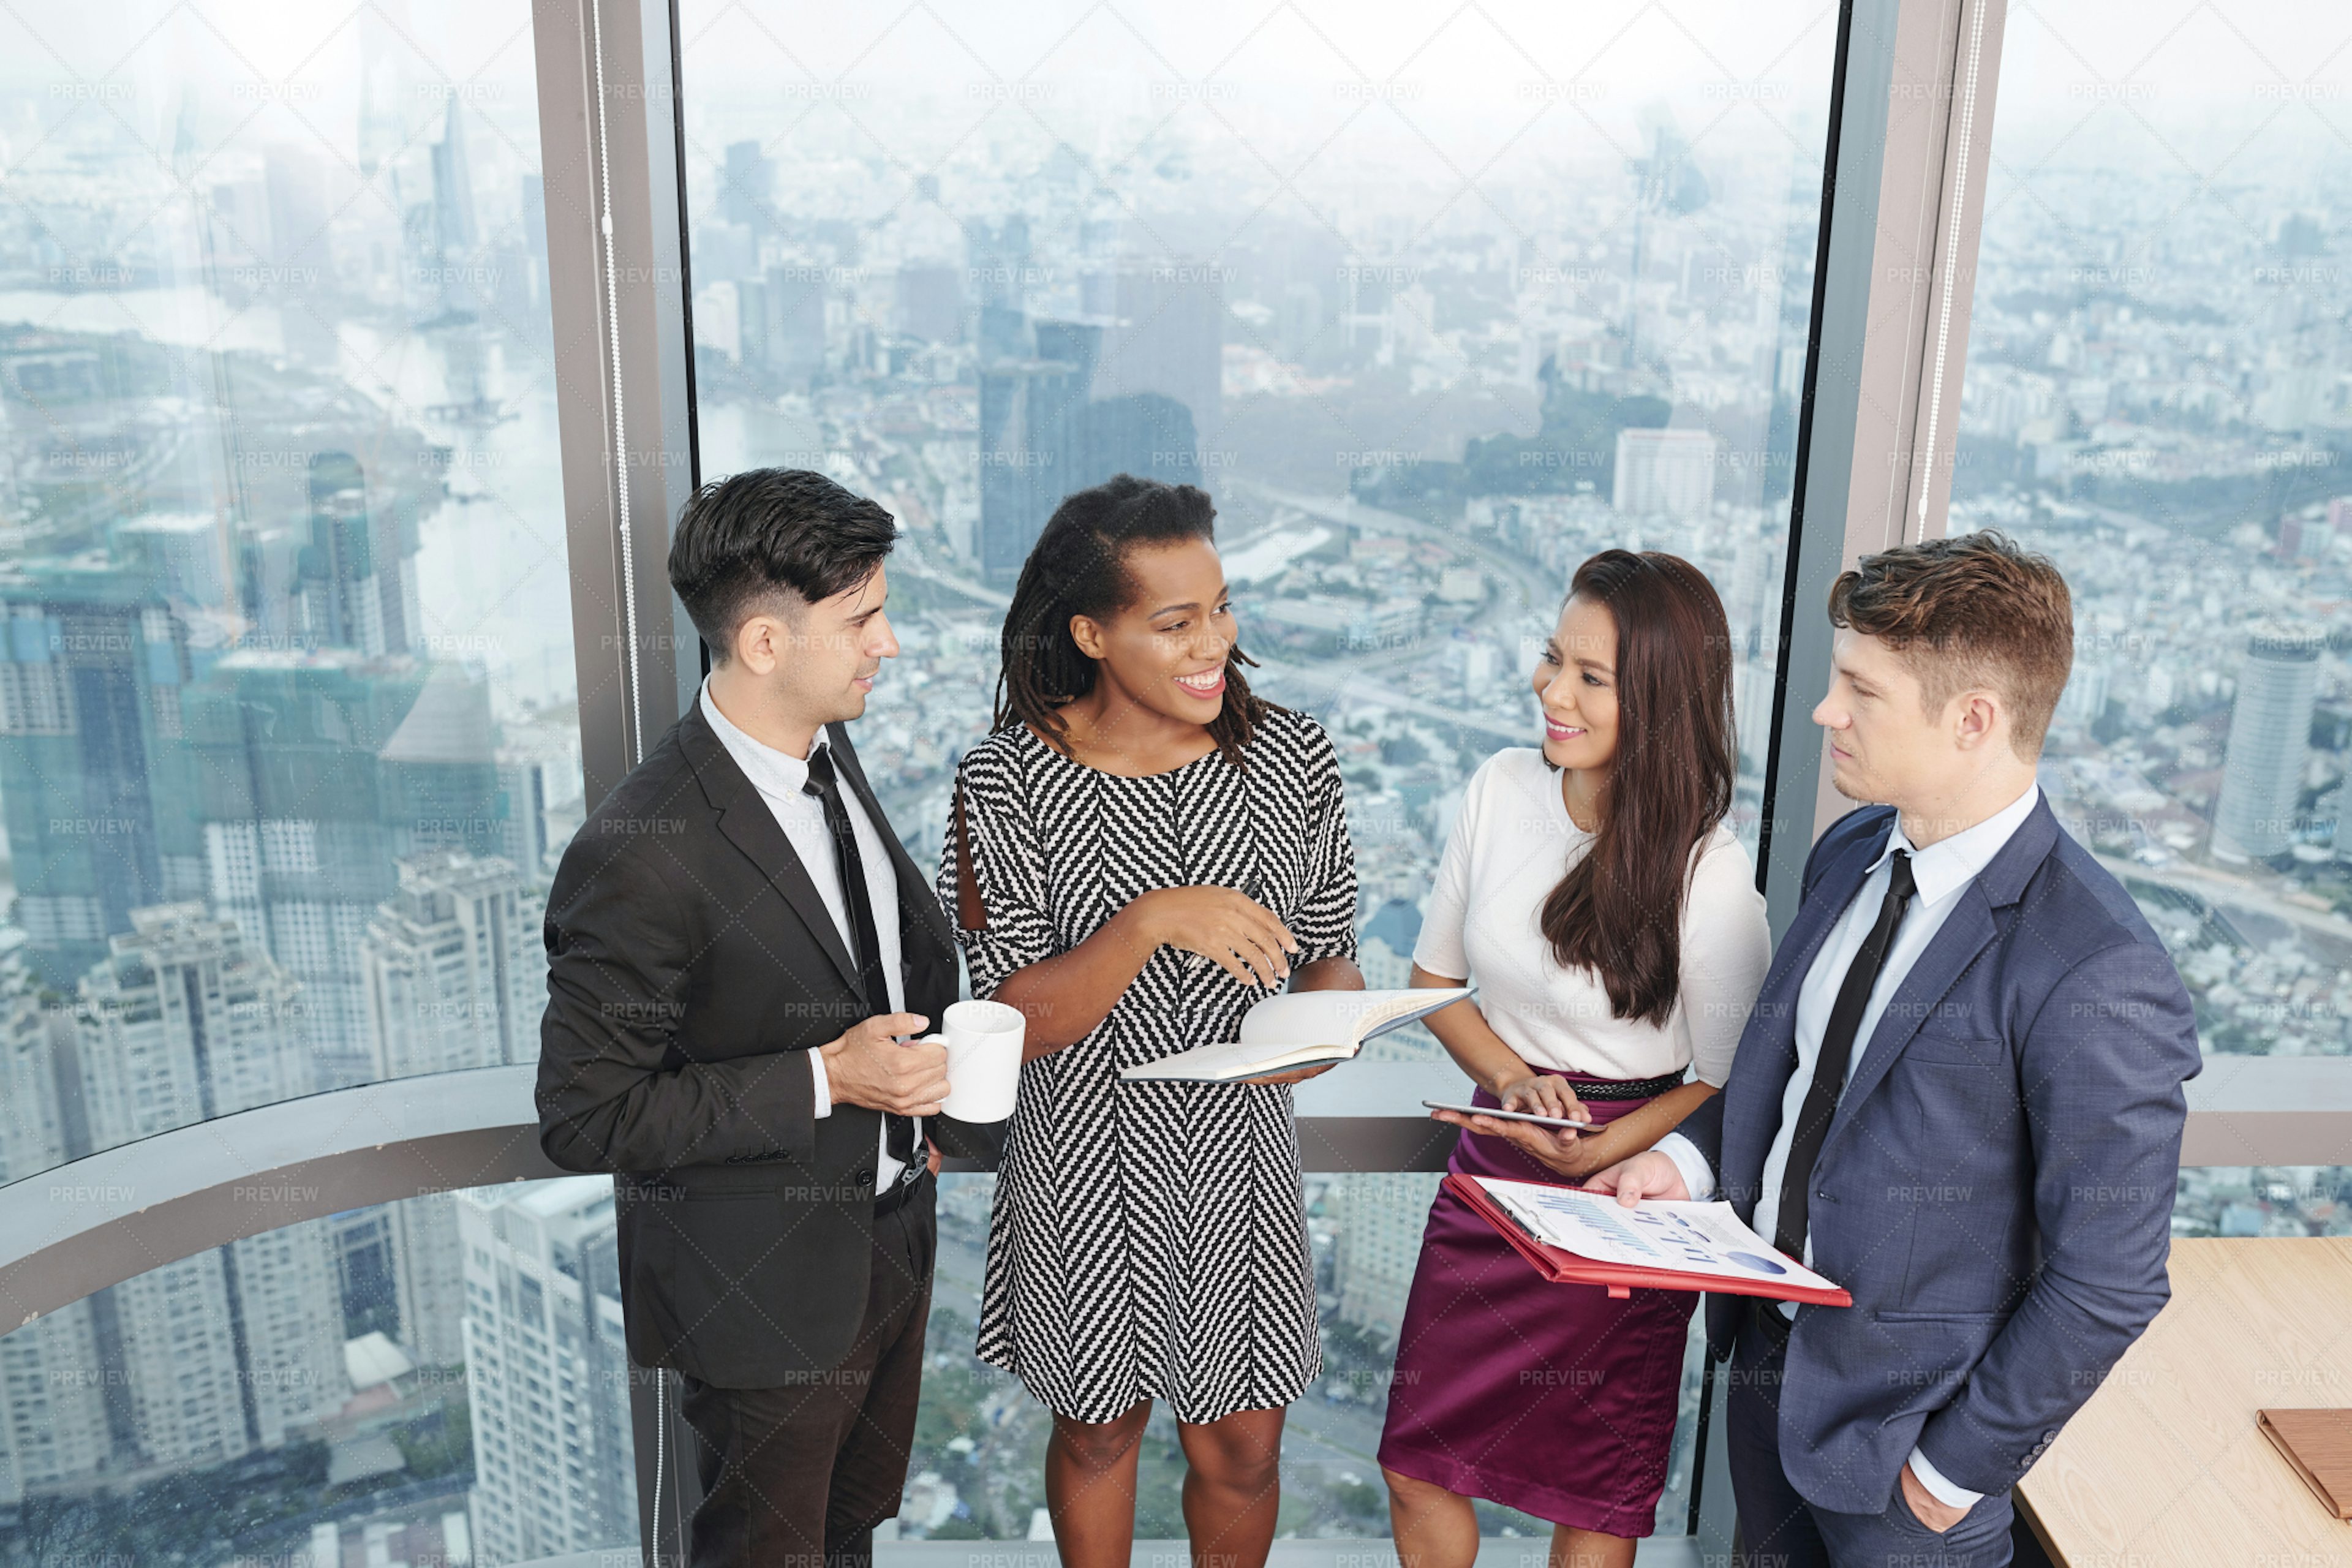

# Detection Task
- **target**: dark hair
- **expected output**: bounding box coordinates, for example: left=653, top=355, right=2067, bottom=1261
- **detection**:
left=992, top=473, right=1272, bottom=767
left=1539, top=550, right=1736, bottom=1028
left=1827, top=530, right=2072, bottom=760
left=667, top=468, right=897, bottom=660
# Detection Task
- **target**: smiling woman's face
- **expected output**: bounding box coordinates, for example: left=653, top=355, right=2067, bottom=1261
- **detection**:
left=1070, top=537, right=1237, bottom=728
left=1532, top=592, right=1619, bottom=772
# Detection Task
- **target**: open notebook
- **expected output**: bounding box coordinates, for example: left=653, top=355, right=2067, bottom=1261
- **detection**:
left=1117, top=987, right=1474, bottom=1084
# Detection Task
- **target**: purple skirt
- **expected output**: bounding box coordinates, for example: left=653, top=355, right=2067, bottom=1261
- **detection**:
left=1375, top=1079, right=1694, bottom=1537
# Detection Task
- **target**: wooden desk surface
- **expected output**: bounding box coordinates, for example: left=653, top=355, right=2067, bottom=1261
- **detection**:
left=2019, top=1236, right=2352, bottom=1564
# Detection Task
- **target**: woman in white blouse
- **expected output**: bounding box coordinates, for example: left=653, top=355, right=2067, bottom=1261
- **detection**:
left=1378, top=549, right=1772, bottom=1568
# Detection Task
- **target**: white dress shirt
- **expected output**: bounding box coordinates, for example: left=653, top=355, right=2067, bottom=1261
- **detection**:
left=1656, top=780, right=2042, bottom=1511
left=1412, top=749, right=1770, bottom=1087
left=701, top=679, right=910, bottom=1193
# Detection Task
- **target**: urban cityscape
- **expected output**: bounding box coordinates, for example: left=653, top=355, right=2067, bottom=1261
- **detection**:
left=0, top=0, right=2343, bottom=1562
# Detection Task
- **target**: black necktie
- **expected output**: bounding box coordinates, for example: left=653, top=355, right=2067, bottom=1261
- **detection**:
left=1773, top=848, right=1917, bottom=1265
left=803, top=742, right=915, bottom=1169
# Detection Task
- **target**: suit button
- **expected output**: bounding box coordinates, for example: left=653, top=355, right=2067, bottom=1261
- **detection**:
left=853, top=1168, right=875, bottom=1186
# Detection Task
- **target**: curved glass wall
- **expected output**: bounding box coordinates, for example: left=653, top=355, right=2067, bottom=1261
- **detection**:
left=0, top=1177, right=636, bottom=1566
left=0, top=0, right=583, bottom=1186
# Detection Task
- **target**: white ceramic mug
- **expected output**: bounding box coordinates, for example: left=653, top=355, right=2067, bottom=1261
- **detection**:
left=923, top=998, right=1024, bottom=1123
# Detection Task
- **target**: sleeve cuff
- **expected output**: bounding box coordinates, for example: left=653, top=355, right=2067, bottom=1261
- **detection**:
left=1907, top=1446, right=1983, bottom=1510
left=1653, top=1132, right=1717, bottom=1202
left=809, top=1049, right=832, bottom=1118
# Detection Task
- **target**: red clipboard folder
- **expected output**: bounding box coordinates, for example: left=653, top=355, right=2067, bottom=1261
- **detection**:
left=1445, top=1173, right=1855, bottom=1306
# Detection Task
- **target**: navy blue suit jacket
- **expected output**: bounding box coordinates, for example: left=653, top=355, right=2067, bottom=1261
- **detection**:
left=1676, top=794, right=2199, bottom=1511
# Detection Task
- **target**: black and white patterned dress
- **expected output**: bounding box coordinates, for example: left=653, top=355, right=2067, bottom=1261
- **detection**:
left=939, top=707, right=1359, bottom=1423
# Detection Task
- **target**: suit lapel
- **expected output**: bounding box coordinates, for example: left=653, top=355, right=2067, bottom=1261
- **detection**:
left=680, top=704, right=864, bottom=997
left=1820, top=793, right=2060, bottom=1153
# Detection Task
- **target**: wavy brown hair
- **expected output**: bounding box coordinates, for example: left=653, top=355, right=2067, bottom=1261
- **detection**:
left=1539, top=550, right=1737, bottom=1027
left=992, top=474, right=1273, bottom=768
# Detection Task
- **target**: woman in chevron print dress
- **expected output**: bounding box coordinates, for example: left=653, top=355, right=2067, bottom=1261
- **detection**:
left=939, top=475, right=1362, bottom=1568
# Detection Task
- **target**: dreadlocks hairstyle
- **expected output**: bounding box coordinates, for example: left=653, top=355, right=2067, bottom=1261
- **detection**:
left=993, top=473, right=1274, bottom=768
left=1537, top=549, right=1737, bottom=1027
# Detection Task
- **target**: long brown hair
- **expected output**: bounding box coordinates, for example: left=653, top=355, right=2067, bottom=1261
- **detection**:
left=992, top=473, right=1273, bottom=767
left=1539, top=549, right=1736, bottom=1026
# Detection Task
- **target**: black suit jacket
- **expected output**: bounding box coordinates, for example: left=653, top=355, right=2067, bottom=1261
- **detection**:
left=536, top=700, right=1002, bottom=1389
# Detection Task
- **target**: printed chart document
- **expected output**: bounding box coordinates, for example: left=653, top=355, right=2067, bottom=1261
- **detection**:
left=1455, top=1174, right=1853, bottom=1305
left=1118, top=987, right=1474, bottom=1084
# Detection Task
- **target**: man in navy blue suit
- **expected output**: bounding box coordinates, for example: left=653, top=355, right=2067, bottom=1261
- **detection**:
left=1588, top=532, right=2199, bottom=1567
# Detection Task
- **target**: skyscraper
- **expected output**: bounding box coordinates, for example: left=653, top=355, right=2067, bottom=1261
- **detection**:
left=0, top=553, right=210, bottom=988
left=187, top=654, right=505, bottom=1088
left=721, top=140, right=774, bottom=236
left=361, top=849, right=545, bottom=1079
left=461, top=1177, right=638, bottom=1564
left=428, top=97, right=480, bottom=322
left=2214, top=622, right=2324, bottom=862
left=71, top=905, right=347, bottom=1461
left=0, top=970, right=111, bottom=1506
left=975, top=318, right=1199, bottom=583
left=74, top=902, right=311, bottom=1143
left=300, top=451, right=421, bottom=658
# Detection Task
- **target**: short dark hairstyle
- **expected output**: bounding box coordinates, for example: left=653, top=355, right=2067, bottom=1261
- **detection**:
left=993, top=473, right=1272, bottom=767
left=668, top=469, right=897, bottom=660
left=1827, top=529, right=2073, bottom=759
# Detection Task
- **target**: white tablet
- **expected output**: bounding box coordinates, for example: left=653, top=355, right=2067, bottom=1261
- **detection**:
left=1422, top=1099, right=1605, bottom=1133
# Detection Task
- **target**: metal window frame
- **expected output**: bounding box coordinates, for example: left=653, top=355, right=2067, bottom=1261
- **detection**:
left=538, top=0, right=703, bottom=806
left=1755, top=0, right=2007, bottom=944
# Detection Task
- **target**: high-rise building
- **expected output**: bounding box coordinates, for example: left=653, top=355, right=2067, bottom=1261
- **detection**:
left=752, top=265, right=827, bottom=388
left=0, top=972, right=112, bottom=1506
left=70, top=905, right=347, bottom=1461
left=721, top=140, right=774, bottom=235
left=187, top=654, right=505, bottom=1088
left=361, top=850, right=545, bottom=1079
left=976, top=317, right=1200, bottom=583
left=2214, top=622, right=2324, bottom=862
left=300, top=451, right=422, bottom=658
left=976, top=356, right=1085, bottom=584
left=74, top=902, right=311, bottom=1142
left=0, top=554, right=211, bottom=989
left=428, top=96, right=480, bottom=321
left=1091, top=262, right=1222, bottom=429
left=391, top=1191, right=470, bottom=1369
left=1612, top=427, right=1719, bottom=520
left=1329, top=1173, right=1441, bottom=1348
left=461, top=1177, right=637, bottom=1564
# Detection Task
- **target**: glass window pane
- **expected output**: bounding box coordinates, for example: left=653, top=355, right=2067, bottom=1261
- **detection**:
left=1956, top=6, right=2352, bottom=1058
left=0, top=1178, right=636, bottom=1560
left=676, top=3, right=1839, bottom=1537
left=0, top=0, right=582, bottom=1183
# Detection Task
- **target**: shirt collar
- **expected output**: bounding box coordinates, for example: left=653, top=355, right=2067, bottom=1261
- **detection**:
left=700, top=676, right=827, bottom=802
left=1869, top=779, right=2041, bottom=910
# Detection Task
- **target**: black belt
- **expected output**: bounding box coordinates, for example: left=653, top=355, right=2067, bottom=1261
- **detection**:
left=1569, top=1070, right=1687, bottom=1101
left=873, top=1163, right=930, bottom=1218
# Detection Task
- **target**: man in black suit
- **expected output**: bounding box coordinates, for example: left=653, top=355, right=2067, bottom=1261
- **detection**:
left=538, top=468, right=1001, bottom=1567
